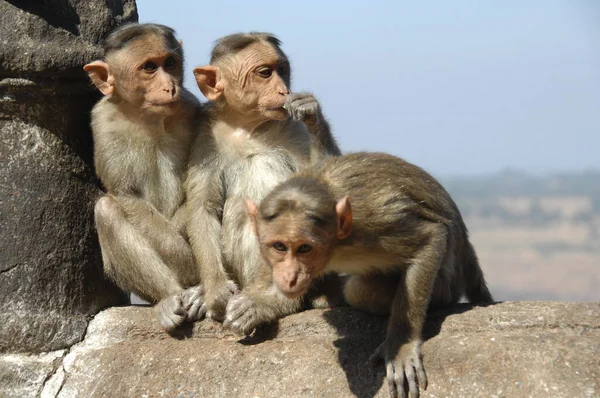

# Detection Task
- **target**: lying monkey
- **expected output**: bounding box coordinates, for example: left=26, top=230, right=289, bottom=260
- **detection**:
left=247, top=151, right=493, bottom=398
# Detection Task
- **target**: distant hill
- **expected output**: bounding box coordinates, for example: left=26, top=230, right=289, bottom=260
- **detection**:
left=440, top=170, right=600, bottom=302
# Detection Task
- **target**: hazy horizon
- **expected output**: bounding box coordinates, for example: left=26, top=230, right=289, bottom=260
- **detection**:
left=140, top=1, right=600, bottom=178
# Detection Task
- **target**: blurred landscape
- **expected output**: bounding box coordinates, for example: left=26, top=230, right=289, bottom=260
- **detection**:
left=444, top=170, right=600, bottom=302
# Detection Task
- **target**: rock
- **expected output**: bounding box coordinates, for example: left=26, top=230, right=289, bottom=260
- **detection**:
left=0, top=0, right=136, bottom=353
left=0, top=351, right=65, bottom=398
left=36, top=302, right=599, bottom=398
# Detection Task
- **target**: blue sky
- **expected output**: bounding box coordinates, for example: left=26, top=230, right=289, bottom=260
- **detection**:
left=140, top=1, right=600, bottom=177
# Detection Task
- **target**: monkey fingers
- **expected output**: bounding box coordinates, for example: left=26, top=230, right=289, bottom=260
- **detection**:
left=223, top=293, right=262, bottom=335
left=181, top=285, right=207, bottom=322
left=155, top=293, right=187, bottom=332
left=205, top=280, right=240, bottom=321
left=378, top=339, right=427, bottom=398
left=284, top=92, right=320, bottom=123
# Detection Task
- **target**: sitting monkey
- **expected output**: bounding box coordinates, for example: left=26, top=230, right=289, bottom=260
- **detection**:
left=247, top=151, right=494, bottom=398
left=185, top=32, right=343, bottom=333
left=84, top=23, right=206, bottom=331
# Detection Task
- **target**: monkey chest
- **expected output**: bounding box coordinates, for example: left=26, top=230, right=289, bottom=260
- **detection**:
left=222, top=149, right=299, bottom=201
left=118, top=144, right=185, bottom=215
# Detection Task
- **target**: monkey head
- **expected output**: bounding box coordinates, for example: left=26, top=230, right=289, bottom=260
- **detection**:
left=247, top=177, right=352, bottom=298
left=84, top=25, right=184, bottom=116
left=194, top=39, right=291, bottom=124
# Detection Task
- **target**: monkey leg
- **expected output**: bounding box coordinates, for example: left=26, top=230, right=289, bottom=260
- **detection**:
left=95, top=195, right=184, bottom=303
left=376, top=223, right=448, bottom=398
left=117, top=196, right=199, bottom=287
left=343, top=273, right=400, bottom=315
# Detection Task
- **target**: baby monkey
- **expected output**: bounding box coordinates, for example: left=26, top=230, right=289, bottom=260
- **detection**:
left=247, top=152, right=493, bottom=398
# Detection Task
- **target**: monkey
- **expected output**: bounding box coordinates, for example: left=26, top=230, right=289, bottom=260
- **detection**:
left=83, top=23, right=207, bottom=332
left=185, top=32, right=343, bottom=333
left=247, top=152, right=494, bottom=398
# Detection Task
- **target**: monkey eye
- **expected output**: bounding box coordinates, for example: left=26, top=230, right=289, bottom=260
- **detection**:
left=256, top=67, right=273, bottom=78
left=272, top=242, right=288, bottom=252
left=164, top=56, right=177, bottom=70
left=297, top=244, right=312, bottom=254
left=141, top=61, right=158, bottom=72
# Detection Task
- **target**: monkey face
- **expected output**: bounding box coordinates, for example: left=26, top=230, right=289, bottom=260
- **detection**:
left=119, top=34, right=184, bottom=115
left=87, top=33, right=184, bottom=116
left=221, top=42, right=291, bottom=122
left=256, top=217, right=335, bottom=299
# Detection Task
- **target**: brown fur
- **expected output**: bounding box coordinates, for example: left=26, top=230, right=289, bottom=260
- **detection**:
left=252, top=152, right=493, bottom=398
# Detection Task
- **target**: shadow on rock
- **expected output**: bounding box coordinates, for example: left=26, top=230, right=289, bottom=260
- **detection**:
left=322, top=308, right=387, bottom=398
left=238, top=322, right=281, bottom=346
left=168, top=322, right=196, bottom=340
left=322, top=302, right=492, bottom=398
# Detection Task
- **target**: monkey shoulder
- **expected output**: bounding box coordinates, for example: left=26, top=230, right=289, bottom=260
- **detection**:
left=324, top=152, right=458, bottom=224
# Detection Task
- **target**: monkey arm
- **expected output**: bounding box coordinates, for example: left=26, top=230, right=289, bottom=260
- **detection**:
left=379, top=222, right=448, bottom=398
left=305, top=111, right=342, bottom=157
left=115, top=196, right=198, bottom=287
left=185, top=151, right=236, bottom=319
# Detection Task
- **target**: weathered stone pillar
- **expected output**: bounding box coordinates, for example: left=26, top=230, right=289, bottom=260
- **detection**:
left=0, top=0, right=138, bottom=353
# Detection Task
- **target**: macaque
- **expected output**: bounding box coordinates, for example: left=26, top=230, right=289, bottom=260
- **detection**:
left=185, top=32, right=342, bottom=333
left=248, top=152, right=494, bottom=398
left=84, top=23, right=206, bottom=331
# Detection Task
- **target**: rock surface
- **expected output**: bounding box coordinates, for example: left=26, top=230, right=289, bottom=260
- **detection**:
left=0, top=0, right=136, bottom=353
left=21, top=301, right=596, bottom=398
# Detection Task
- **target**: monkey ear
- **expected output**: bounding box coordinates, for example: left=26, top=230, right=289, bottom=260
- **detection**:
left=246, top=199, right=259, bottom=235
left=83, top=61, right=114, bottom=96
left=193, top=65, right=223, bottom=101
left=335, top=196, right=353, bottom=240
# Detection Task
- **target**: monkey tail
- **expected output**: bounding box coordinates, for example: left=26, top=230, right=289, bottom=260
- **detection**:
left=461, top=239, right=494, bottom=304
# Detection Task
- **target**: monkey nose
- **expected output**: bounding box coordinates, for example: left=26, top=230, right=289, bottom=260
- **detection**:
left=283, top=271, right=299, bottom=289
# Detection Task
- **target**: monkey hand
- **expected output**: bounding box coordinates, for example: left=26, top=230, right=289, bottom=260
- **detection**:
left=370, top=338, right=427, bottom=398
left=155, top=285, right=207, bottom=332
left=205, top=280, right=240, bottom=321
left=223, top=293, right=263, bottom=335
left=284, top=92, right=321, bottom=127
left=155, top=293, right=187, bottom=332
left=181, top=284, right=207, bottom=322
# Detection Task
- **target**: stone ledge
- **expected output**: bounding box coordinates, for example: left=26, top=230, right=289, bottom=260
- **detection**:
left=6, top=302, right=587, bottom=397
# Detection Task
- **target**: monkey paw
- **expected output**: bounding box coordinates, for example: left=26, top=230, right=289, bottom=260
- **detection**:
left=181, top=284, right=207, bottom=322
left=223, top=293, right=262, bottom=335
left=370, top=339, right=427, bottom=398
left=155, top=285, right=207, bottom=332
left=155, top=293, right=187, bottom=332
left=205, top=280, right=240, bottom=321
left=285, top=92, right=320, bottom=125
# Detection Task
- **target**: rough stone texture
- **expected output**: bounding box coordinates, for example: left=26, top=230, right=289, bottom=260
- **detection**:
left=0, top=0, right=137, bottom=353
left=0, top=351, right=65, bottom=397
left=32, top=302, right=599, bottom=398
